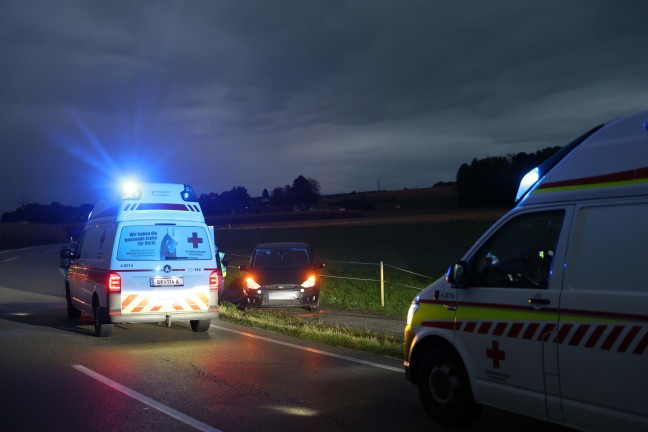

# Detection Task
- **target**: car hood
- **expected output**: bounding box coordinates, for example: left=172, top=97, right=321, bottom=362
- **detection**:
left=250, top=268, right=314, bottom=286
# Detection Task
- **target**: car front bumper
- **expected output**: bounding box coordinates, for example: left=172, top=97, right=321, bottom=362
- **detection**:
left=244, top=287, right=319, bottom=308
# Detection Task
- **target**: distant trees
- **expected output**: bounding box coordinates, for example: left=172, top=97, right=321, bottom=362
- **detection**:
left=456, top=147, right=562, bottom=207
left=199, top=186, right=251, bottom=215
left=271, top=175, right=321, bottom=210
left=199, top=175, right=322, bottom=215
left=2, top=152, right=566, bottom=223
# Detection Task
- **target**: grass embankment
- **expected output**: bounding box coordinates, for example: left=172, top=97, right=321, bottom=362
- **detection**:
left=218, top=303, right=403, bottom=357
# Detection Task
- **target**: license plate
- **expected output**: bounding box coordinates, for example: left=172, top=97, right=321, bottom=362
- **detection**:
left=150, top=276, right=184, bottom=287
left=268, top=291, right=298, bottom=300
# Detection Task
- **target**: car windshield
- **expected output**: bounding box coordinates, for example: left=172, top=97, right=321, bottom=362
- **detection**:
left=252, top=247, right=310, bottom=270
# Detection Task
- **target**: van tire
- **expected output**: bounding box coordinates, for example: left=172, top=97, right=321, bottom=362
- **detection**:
left=93, top=300, right=114, bottom=338
left=417, top=345, right=482, bottom=426
left=66, top=285, right=81, bottom=319
left=190, top=319, right=211, bottom=332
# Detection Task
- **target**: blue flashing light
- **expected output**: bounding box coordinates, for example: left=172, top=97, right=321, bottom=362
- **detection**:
left=181, top=184, right=197, bottom=202
left=120, top=179, right=142, bottom=199
left=516, top=167, right=540, bottom=202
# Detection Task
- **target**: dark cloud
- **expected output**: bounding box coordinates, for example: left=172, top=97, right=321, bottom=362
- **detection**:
left=1, top=0, right=648, bottom=214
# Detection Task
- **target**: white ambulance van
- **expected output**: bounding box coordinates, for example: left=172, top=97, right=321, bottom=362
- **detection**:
left=404, top=111, right=648, bottom=431
left=65, top=182, right=221, bottom=337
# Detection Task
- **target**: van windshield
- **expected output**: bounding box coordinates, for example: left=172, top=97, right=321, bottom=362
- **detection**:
left=116, top=225, right=212, bottom=261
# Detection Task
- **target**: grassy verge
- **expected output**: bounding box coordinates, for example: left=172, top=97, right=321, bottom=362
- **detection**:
left=217, top=303, right=403, bottom=358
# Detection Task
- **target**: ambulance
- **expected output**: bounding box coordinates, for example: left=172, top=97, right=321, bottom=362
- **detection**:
left=403, top=111, right=648, bottom=431
left=65, top=182, right=222, bottom=337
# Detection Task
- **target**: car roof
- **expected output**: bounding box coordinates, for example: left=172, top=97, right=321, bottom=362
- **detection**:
left=254, top=242, right=311, bottom=250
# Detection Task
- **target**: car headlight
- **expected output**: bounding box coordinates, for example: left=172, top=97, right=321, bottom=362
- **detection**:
left=245, top=277, right=261, bottom=290
left=301, top=275, right=316, bottom=288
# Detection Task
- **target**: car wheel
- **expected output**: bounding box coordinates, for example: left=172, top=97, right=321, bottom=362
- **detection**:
left=190, top=319, right=211, bottom=332
left=308, top=301, right=320, bottom=312
left=417, top=345, right=482, bottom=426
left=93, top=299, right=114, bottom=338
left=66, top=285, right=81, bottom=319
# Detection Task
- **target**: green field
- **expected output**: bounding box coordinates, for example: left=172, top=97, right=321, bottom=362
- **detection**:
left=215, top=220, right=496, bottom=317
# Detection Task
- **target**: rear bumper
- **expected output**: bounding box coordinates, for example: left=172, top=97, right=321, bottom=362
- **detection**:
left=109, top=309, right=218, bottom=324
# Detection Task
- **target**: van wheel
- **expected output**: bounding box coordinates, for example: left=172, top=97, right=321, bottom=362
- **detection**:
left=417, top=345, right=482, bottom=426
left=66, top=286, right=81, bottom=319
left=93, top=300, right=114, bottom=338
left=190, top=319, right=211, bottom=332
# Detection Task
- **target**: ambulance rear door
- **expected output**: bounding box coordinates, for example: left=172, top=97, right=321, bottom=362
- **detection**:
left=453, top=207, right=570, bottom=421
left=113, top=222, right=215, bottom=316
left=557, top=199, right=648, bottom=431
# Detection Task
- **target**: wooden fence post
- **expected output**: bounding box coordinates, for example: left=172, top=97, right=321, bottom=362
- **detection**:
left=380, top=260, right=385, bottom=307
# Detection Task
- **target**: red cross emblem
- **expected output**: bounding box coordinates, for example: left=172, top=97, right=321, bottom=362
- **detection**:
left=187, top=232, right=203, bottom=248
left=486, top=340, right=506, bottom=369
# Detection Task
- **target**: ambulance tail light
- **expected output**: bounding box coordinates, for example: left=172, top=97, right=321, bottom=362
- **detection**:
left=108, top=273, right=121, bottom=293
left=209, top=270, right=220, bottom=291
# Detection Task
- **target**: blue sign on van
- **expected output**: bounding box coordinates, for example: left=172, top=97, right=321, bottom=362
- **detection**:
left=116, top=226, right=211, bottom=261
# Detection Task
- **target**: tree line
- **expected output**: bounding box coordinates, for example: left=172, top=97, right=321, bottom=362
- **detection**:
left=0, top=175, right=321, bottom=222
left=199, top=175, right=321, bottom=215
left=1, top=148, right=561, bottom=223
left=456, top=146, right=561, bottom=207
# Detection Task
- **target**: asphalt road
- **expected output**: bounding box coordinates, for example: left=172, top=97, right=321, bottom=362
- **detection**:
left=0, top=245, right=572, bottom=432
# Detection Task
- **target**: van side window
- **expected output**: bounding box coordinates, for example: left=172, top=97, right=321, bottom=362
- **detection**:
left=471, top=210, right=565, bottom=289
left=567, top=202, right=648, bottom=292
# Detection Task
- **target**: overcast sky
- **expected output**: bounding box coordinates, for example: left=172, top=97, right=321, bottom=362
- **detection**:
left=1, top=0, right=648, bottom=214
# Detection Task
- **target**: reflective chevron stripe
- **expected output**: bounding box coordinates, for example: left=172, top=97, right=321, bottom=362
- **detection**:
left=422, top=320, right=647, bottom=355
left=121, top=292, right=210, bottom=313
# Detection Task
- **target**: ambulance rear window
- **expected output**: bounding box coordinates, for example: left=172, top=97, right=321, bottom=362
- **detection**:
left=116, top=225, right=212, bottom=261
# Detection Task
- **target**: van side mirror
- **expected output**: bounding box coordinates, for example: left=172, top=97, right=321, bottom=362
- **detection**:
left=446, top=261, right=469, bottom=288
left=238, top=265, right=248, bottom=272
left=59, top=248, right=73, bottom=269
left=315, top=262, right=325, bottom=269
left=221, top=258, right=229, bottom=267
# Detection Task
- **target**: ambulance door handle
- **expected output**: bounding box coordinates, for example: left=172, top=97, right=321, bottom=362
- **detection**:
left=444, top=304, right=457, bottom=311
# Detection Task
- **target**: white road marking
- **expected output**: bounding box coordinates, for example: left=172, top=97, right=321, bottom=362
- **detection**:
left=0, top=248, right=27, bottom=254
left=71, top=364, right=222, bottom=432
left=3, top=257, right=19, bottom=262
left=210, top=324, right=403, bottom=373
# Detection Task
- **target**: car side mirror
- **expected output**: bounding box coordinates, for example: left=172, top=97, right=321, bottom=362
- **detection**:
left=238, top=264, right=248, bottom=272
left=315, top=262, right=325, bottom=269
left=60, top=248, right=71, bottom=259
left=446, top=260, right=469, bottom=288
